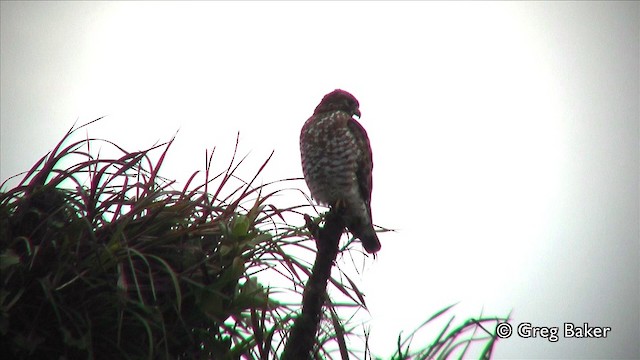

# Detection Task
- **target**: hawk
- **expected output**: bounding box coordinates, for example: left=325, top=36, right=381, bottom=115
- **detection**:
left=300, top=89, right=381, bottom=253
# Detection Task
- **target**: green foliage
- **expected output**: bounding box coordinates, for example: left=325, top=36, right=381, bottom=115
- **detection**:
left=0, top=119, right=507, bottom=359
left=385, top=304, right=509, bottom=360
left=0, top=120, right=325, bottom=359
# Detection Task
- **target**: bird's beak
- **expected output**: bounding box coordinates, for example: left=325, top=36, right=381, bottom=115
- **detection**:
left=354, top=109, right=361, bottom=118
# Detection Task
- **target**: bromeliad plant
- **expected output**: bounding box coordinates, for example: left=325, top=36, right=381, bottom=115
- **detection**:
left=0, top=119, right=361, bottom=359
left=0, top=119, right=507, bottom=359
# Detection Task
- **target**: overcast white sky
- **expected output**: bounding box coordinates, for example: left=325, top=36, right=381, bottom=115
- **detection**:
left=1, top=1, right=638, bottom=358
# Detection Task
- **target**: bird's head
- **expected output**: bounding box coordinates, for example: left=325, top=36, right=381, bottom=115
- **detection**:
left=313, top=89, right=361, bottom=118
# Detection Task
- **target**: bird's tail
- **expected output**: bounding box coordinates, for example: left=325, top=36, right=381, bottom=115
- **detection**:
left=348, top=219, right=381, bottom=254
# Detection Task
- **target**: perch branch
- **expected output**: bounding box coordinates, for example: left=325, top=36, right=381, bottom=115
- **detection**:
left=281, top=210, right=345, bottom=360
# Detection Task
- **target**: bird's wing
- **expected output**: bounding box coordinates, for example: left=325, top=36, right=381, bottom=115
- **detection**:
left=346, top=118, right=373, bottom=205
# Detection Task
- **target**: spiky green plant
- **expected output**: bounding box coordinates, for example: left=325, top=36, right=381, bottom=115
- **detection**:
left=383, top=304, right=509, bottom=360
left=1, top=119, right=507, bottom=359
left=0, top=119, right=353, bottom=359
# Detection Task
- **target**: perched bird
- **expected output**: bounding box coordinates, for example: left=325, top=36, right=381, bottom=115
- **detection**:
left=300, top=89, right=381, bottom=253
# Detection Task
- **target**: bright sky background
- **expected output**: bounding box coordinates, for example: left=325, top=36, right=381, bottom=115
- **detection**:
left=1, top=1, right=638, bottom=359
